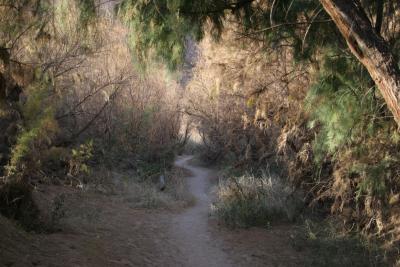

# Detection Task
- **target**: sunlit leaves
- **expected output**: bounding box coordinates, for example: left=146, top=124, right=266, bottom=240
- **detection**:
left=77, top=0, right=96, bottom=27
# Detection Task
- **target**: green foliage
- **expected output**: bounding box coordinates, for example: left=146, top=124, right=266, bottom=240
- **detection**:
left=6, top=115, right=58, bottom=177
left=6, top=79, right=59, bottom=178
left=354, top=160, right=390, bottom=200
left=21, top=76, right=54, bottom=125
left=69, top=140, right=94, bottom=177
left=116, top=0, right=351, bottom=69
left=305, top=47, right=400, bottom=215
left=305, top=50, right=379, bottom=163
left=77, top=0, right=96, bottom=27
left=118, top=0, right=195, bottom=69
left=117, top=0, right=258, bottom=69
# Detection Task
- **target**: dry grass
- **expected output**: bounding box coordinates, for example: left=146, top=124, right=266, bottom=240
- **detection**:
left=112, top=167, right=194, bottom=210
left=212, top=171, right=303, bottom=227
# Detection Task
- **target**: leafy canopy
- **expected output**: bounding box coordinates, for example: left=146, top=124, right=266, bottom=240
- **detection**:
left=116, top=0, right=346, bottom=69
left=116, top=0, right=397, bottom=70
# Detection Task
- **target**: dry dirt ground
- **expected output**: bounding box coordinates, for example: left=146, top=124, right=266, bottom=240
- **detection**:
left=0, top=156, right=308, bottom=267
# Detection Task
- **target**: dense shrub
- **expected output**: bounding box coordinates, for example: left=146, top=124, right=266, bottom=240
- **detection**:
left=305, top=51, right=400, bottom=246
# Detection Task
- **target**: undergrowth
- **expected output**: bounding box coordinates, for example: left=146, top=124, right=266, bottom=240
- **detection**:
left=0, top=182, right=40, bottom=231
left=212, top=170, right=303, bottom=228
left=292, top=219, right=388, bottom=266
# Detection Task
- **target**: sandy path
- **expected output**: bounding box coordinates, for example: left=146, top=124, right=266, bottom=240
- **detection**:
left=170, top=155, right=232, bottom=267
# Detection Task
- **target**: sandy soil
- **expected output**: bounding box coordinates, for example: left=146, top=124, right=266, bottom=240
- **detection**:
left=0, top=155, right=307, bottom=267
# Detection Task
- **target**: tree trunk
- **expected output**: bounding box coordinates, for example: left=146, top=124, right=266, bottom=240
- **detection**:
left=320, top=0, right=400, bottom=127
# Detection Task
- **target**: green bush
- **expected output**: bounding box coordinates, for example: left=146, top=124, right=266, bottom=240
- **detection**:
left=68, top=140, right=93, bottom=177
left=6, top=80, right=59, bottom=179
left=305, top=51, right=378, bottom=163
left=304, top=49, right=400, bottom=243
left=6, top=113, right=58, bottom=178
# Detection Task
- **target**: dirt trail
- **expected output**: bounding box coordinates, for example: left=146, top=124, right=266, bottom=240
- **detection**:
left=0, top=156, right=307, bottom=267
left=170, top=155, right=232, bottom=266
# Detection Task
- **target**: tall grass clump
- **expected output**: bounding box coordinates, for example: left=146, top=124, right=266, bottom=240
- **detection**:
left=121, top=167, right=194, bottom=209
left=212, top=171, right=303, bottom=228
